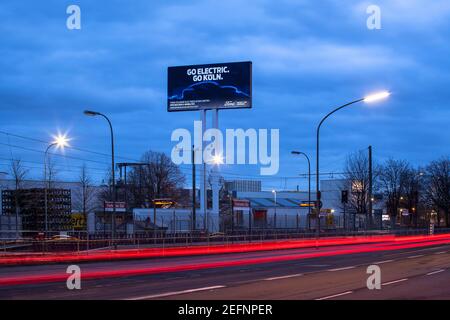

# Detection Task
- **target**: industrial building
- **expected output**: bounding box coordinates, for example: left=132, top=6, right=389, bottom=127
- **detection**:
left=225, top=180, right=262, bottom=192
left=2, top=188, right=72, bottom=232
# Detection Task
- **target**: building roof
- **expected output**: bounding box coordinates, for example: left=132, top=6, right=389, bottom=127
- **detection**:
left=242, top=197, right=304, bottom=208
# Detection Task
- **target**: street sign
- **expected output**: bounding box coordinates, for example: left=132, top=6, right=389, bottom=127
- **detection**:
left=232, top=199, right=251, bottom=211
left=401, top=209, right=410, bottom=216
left=104, top=201, right=126, bottom=212
left=71, top=213, right=86, bottom=230
left=152, top=198, right=176, bottom=208
left=232, top=199, right=250, bottom=207
left=167, top=61, right=252, bottom=112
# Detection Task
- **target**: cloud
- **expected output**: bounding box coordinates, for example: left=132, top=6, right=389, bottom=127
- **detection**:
left=0, top=0, right=449, bottom=185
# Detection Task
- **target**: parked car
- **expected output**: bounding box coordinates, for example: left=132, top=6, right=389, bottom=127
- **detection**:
left=49, top=234, right=79, bottom=241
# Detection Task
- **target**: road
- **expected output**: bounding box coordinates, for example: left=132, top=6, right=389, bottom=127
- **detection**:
left=1, top=237, right=450, bottom=300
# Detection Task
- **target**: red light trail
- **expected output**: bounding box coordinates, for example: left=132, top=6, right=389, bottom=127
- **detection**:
left=0, top=234, right=449, bottom=287
left=1, top=234, right=450, bottom=266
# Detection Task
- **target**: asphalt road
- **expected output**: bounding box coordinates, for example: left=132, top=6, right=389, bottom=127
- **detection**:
left=1, top=239, right=450, bottom=300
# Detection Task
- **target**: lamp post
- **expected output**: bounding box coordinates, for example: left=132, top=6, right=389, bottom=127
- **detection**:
left=413, top=172, right=424, bottom=228
left=316, top=91, right=390, bottom=238
left=272, top=189, right=277, bottom=229
left=84, top=110, right=116, bottom=240
left=44, top=134, right=69, bottom=234
left=291, top=151, right=311, bottom=230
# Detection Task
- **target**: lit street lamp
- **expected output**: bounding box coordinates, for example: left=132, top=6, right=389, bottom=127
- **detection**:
left=44, top=134, right=70, bottom=233
left=291, top=151, right=311, bottom=230
left=84, top=110, right=117, bottom=240
left=212, top=154, right=224, bottom=165
left=316, top=91, right=390, bottom=237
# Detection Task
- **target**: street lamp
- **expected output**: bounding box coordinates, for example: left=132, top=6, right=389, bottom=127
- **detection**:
left=84, top=110, right=117, bottom=240
left=272, top=189, right=277, bottom=229
left=316, top=91, right=390, bottom=238
left=413, top=171, right=425, bottom=228
left=44, top=134, right=70, bottom=233
left=291, top=151, right=311, bottom=230
left=212, top=154, right=224, bottom=165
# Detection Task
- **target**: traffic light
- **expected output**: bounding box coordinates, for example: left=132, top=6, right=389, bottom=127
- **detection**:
left=341, top=190, right=348, bottom=204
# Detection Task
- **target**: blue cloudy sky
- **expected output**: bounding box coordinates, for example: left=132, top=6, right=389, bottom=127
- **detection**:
left=0, top=0, right=449, bottom=190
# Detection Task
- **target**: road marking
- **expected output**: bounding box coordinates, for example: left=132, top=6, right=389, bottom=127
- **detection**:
left=382, top=278, right=408, bottom=286
left=263, top=273, right=303, bottom=281
left=407, top=255, right=424, bottom=259
left=327, top=266, right=356, bottom=272
left=434, top=251, right=447, bottom=255
left=373, top=259, right=394, bottom=264
left=127, top=285, right=226, bottom=300
left=304, top=264, right=330, bottom=267
left=383, top=246, right=450, bottom=258
left=316, top=291, right=353, bottom=300
left=426, top=269, right=445, bottom=276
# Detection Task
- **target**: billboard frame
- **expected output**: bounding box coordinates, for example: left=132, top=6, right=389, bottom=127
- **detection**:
left=167, top=61, right=252, bottom=112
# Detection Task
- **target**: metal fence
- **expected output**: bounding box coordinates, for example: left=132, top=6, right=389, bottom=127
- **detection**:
left=1, top=227, right=449, bottom=254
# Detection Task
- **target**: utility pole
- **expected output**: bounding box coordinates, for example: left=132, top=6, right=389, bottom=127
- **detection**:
left=368, top=145, right=373, bottom=230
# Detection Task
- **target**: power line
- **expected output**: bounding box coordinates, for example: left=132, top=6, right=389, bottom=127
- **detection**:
left=0, top=130, right=349, bottom=182
left=0, top=130, right=140, bottom=162
left=0, top=141, right=109, bottom=165
left=0, top=157, right=108, bottom=173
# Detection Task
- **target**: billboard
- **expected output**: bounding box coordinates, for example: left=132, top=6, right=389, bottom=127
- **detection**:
left=167, top=61, right=252, bottom=112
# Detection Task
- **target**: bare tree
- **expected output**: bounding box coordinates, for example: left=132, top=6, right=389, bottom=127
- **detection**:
left=425, top=157, right=450, bottom=227
left=378, top=159, right=411, bottom=229
left=45, top=157, right=58, bottom=189
left=10, top=159, right=28, bottom=190
left=343, top=151, right=370, bottom=213
left=402, top=167, right=425, bottom=227
left=98, top=166, right=114, bottom=203
left=341, top=150, right=380, bottom=229
left=9, top=159, right=29, bottom=237
left=73, top=164, right=98, bottom=220
left=127, top=151, right=186, bottom=208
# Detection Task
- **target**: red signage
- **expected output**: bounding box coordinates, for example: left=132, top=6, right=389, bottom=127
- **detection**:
left=232, top=199, right=250, bottom=208
left=104, top=201, right=126, bottom=212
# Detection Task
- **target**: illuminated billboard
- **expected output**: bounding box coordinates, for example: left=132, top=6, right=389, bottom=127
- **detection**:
left=167, top=61, right=252, bottom=112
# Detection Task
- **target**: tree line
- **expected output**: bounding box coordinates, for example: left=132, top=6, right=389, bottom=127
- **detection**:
left=343, top=151, right=450, bottom=228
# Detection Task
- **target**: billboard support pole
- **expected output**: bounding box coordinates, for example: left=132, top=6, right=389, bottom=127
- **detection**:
left=200, top=110, right=207, bottom=232
left=211, top=109, right=220, bottom=232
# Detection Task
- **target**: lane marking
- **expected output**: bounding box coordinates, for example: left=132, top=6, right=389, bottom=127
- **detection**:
left=373, top=259, right=394, bottom=264
left=382, top=278, right=408, bottom=286
left=316, top=291, right=353, bottom=300
left=426, top=269, right=445, bottom=276
left=327, top=266, right=356, bottom=272
left=407, top=255, right=424, bottom=259
left=382, top=245, right=450, bottom=258
left=304, top=264, right=330, bottom=267
left=127, top=285, right=226, bottom=300
left=434, top=251, right=447, bottom=255
left=263, top=273, right=303, bottom=281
